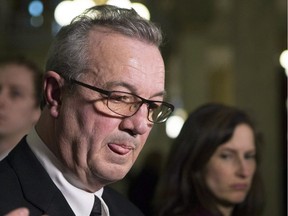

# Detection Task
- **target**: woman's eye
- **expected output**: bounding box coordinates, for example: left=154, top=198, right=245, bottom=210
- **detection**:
left=220, top=153, right=232, bottom=160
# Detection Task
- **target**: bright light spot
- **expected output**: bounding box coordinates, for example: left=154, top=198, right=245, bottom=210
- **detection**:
left=280, top=50, right=288, bottom=69
left=106, top=1, right=150, bottom=19
left=166, top=115, right=185, bottom=139
left=94, top=0, right=107, bottom=4
left=30, top=15, right=44, bottom=27
left=28, top=0, right=44, bottom=17
left=280, top=50, right=288, bottom=76
left=54, top=1, right=74, bottom=26
left=106, top=0, right=132, bottom=9
left=54, top=0, right=96, bottom=26
left=132, top=3, right=150, bottom=20
left=166, top=108, right=187, bottom=139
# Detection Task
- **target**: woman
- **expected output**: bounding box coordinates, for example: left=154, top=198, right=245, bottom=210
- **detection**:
left=156, top=103, right=264, bottom=216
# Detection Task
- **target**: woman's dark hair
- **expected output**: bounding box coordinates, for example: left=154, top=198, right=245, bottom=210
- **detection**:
left=156, top=103, right=264, bottom=216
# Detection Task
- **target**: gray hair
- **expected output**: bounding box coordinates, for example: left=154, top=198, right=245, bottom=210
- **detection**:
left=45, top=4, right=163, bottom=80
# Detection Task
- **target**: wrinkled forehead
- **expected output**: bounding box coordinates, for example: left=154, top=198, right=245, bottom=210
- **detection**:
left=85, top=29, right=165, bottom=97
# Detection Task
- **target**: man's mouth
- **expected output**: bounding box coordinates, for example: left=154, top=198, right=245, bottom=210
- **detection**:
left=108, top=143, right=133, bottom=155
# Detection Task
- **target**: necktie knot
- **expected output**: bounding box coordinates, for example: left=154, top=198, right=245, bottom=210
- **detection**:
left=90, top=195, right=102, bottom=216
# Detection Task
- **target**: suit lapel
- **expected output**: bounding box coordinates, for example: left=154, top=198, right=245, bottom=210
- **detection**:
left=8, top=138, right=75, bottom=215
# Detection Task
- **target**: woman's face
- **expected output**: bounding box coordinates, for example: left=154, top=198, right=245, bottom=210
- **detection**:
left=204, top=124, right=256, bottom=206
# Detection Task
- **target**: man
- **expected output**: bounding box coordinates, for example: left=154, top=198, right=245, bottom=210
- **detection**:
left=0, top=5, right=174, bottom=216
left=0, top=57, right=42, bottom=160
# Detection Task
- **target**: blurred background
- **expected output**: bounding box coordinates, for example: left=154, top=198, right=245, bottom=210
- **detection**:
left=0, top=0, right=286, bottom=215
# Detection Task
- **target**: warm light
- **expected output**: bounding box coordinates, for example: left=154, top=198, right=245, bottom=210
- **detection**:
left=54, top=0, right=96, bottom=26
left=54, top=0, right=150, bottom=26
left=93, top=0, right=107, bottom=4
left=105, top=1, right=150, bottom=20
left=131, top=3, right=150, bottom=20
left=280, top=50, right=288, bottom=76
left=166, top=108, right=187, bottom=139
left=106, top=0, right=132, bottom=9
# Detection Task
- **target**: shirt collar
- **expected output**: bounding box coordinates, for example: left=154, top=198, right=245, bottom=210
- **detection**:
left=26, top=127, right=109, bottom=216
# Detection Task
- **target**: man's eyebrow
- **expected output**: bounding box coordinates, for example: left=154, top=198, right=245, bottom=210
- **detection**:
left=104, top=81, right=137, bottom=92
left=104, top=81, right=167, bottom=98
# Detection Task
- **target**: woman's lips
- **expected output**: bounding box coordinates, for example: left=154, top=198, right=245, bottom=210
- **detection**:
left=231, top=184, right=248, bottom=190
left=108, top=143, right=133, bottom=155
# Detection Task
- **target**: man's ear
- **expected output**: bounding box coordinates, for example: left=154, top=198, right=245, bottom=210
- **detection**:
left=43, top=71, right=65, bottom=117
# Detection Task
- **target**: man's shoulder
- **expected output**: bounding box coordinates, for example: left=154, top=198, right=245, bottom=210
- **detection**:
left=0, top=138, right=28, bottom=177
left=0, top=138, right=38, bottom=193
left=0, top=156, right=18, bottom=180
left=0, top=152, right=35, bottom=214
left=103, top=186, right=145, bottom=216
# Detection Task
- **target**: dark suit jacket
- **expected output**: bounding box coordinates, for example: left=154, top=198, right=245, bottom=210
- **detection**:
left=0, top=137, right=145, bottom=216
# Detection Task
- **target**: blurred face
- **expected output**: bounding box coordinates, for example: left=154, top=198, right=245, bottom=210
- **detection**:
left=204, top=124, right=256, bottom=207
left=50, top=30, right=165, bottom=191
left=0, top=64, right=40, bottom=139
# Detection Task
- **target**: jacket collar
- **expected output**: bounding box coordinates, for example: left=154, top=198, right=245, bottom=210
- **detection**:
left=7, top=138, right=75, bottom=215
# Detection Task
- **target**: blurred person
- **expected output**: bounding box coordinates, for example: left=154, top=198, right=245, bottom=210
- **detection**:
left=0, top=57, right=42, bottom=160
left=156, top=103, right=264, bottom=216
left=0, top=5, right=174, bottom=216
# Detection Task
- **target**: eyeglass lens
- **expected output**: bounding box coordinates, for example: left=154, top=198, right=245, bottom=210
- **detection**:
left=106, top=92, right=172, bottom=123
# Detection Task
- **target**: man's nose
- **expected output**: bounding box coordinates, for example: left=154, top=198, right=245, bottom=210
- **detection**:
left=119, top=104, right=152, bottom=136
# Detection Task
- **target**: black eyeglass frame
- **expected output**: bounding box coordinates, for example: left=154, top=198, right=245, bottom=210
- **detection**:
left=68, top=78, right=174, bottom=123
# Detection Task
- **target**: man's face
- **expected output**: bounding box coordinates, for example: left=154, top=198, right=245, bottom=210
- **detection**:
left=53, top=30, right=165, bottom=191
left=0, top=64, right=40, bottom=139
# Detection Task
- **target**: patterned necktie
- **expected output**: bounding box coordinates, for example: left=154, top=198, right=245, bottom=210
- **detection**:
left=90, top=195, right=102, bottom=216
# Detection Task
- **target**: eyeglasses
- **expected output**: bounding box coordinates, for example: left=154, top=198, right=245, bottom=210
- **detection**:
left=69, top=79, right=174, bottom=124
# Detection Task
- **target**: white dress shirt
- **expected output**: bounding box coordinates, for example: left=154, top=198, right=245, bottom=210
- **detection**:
left=27, top=128, right=110, bottom=216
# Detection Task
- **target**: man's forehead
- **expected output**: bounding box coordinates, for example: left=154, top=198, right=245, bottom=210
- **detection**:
left=88, top=26, right=123, bottom=42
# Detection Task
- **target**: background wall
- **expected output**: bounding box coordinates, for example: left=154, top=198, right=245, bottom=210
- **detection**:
left=0, top=0, right=286, bottom=215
